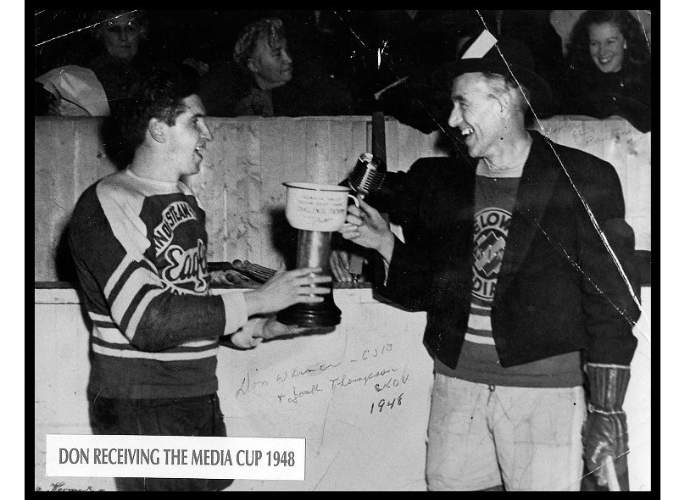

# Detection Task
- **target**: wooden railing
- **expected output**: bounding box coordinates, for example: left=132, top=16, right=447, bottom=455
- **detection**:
left=34, top=115, right=651, bottom=282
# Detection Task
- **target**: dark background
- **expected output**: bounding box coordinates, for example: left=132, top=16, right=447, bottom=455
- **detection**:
left=33, top=10, right=399, bottom=78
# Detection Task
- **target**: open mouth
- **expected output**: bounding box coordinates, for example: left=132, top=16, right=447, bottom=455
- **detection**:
left=460, top=126, right=474, bottom=141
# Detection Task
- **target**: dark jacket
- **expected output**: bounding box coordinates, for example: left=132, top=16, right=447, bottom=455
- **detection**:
left=88, top=52, right=189, bottom=115
left=557, top=62, right=652, bottom=133
left=369, top=131, right=640, bottom=369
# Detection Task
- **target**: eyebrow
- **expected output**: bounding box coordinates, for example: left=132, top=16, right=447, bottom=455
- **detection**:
left=188, top=108, right=207, bottom=119
left=180, top=98, right=207, bottom=118
left=185, top=111, right=206, bottom=120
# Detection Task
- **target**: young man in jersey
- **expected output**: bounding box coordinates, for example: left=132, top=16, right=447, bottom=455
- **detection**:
left=68, top=68, right=330, bottom=491
left=337, top=33, right=641, bottom=491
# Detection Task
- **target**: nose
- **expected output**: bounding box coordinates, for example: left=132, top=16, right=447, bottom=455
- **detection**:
left=448, top=104, right=462, bottom=128
left=201, top=121, right=213, bottom=142
left=282, top=49, right=293, bottom=65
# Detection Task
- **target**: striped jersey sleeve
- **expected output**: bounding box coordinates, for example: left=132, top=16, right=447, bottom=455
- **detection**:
left=68, top=169, right=249, bottom=398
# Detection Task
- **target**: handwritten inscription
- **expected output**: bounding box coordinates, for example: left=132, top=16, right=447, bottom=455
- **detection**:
left=373, top=365, right=409, bottom=392
left=235, top=372, right=270, bottom=397
left=233, top=343, right=412, bottom=406
left=329, top=367, right=396, bottom=392
left=277, top=361, right=342, bottom=383
left=350, top=343, right=394, bottom=362
left=277, top=383, right=324, bottom=404
left=370, top=393, right=404, bottom=414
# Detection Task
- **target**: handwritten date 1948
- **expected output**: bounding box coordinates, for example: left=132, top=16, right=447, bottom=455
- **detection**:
left=370, top=393, right=404, bottom=414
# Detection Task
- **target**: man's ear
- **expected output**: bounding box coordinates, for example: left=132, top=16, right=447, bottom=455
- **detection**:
left=247, top=58, right=259, bottom=74
left=499, top=89, right=515, bottom=117
left=148, top=118, right=166, bottom=143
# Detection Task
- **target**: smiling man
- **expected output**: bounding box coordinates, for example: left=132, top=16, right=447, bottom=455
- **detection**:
left=68, top=68, right=331, bottom=491
left=337, top=32, right=641, bottom=491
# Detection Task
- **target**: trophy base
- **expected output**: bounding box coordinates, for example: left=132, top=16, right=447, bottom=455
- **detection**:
left=276, top=299, right=342, bottom=328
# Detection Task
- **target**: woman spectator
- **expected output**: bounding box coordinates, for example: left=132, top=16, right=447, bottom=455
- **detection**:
left=198, top=16, right=353, bottom=117
left=87, top=10, right=188, bottom=115
left=36, top=10, right=199, bottom=116
left=559, top=10, right=651, bottom=132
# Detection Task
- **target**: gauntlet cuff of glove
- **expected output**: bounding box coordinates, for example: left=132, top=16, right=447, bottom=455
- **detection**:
left=586, top=363, right=630, bottom=411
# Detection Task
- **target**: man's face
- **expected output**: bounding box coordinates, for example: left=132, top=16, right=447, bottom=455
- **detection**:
left=248, top=35, right=293, bottom=90
left=165, top=95, right=213, bottom=178
left=588, top=22, right=626, bottom=73
left=447, top=73, right=506, bottom=159
left=100, top=12, right=144, bottom=62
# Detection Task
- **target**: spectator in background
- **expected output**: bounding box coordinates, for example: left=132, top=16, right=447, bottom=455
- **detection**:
left=273, top=11, right=355, bottom=116
left=558, top=10, right=651, bottom=132
left=36, top=10, right=152, bottom=116
left=198, top=16, right=353, bottom=117
left=88, top=10, right=172, bottom=115
left=197, top=17, right=290, bottom=117
left=36, top=10, right=202, bottom=117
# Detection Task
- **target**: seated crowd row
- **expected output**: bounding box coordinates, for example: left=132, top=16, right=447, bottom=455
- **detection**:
left=34, top=10, right=652, bottom=133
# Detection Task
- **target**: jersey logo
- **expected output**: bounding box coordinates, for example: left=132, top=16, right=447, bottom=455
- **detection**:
left=153, top=201, right=198, bottom=256
left=472, top=208, right=511, bottom=301
left=163, top=239, right=209, bottom=293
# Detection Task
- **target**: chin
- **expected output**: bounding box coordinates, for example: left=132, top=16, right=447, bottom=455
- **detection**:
left=185, top=162, right=201, bottom=176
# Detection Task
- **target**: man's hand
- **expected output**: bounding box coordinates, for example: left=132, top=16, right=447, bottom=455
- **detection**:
left=339, top=199, right=395, bottom=263
left=256, top=317, right=317, bottom=340
left=229, top=325, right=262, bottom=349
left=330, top=249, right=354, bottom=282
left=244, top=265, right=332, bottom=316
left=229, top=316, right=318, bottom=349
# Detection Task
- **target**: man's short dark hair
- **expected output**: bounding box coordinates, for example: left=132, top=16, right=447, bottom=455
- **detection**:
left=114, top=67, right=198, bottom=152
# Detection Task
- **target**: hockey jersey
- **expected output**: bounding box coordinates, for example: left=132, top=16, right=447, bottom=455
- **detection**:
left=69, top=168, right=249, bottom=399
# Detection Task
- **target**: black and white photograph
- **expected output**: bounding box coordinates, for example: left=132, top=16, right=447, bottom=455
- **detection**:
left=28, top=8, right=656, bottom=493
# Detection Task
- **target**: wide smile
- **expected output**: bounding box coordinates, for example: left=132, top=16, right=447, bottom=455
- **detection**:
left=459, top=126, right=475, bottom=142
